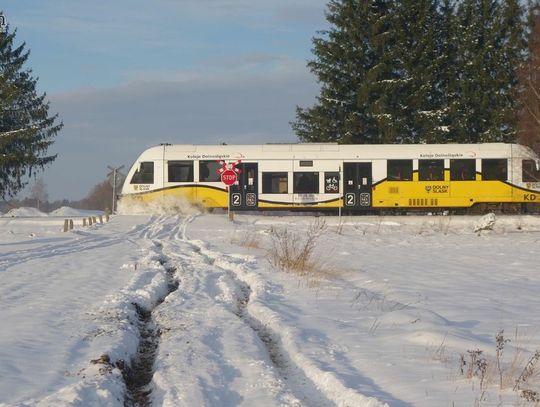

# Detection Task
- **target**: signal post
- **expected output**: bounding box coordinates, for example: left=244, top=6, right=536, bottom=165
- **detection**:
left=217, top=161, right=242, bottom=221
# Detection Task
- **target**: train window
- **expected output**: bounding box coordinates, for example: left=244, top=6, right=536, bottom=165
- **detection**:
left=294, top=172, right=319, bottom=193
left=199, top=161, right=221, bottom=182
left=324, top=172, right=340, bottom=193
left=419, top=160, right=444, bottom=181
left=450, top=159, right=476, bottom=181
left=262, top=172, right=288, bottom=194
left=482, top=159, right=507, bottom=181
left=168, top=161, right=193, bottom=183
left=522, top=160, right=540, bottom=182
left=130, top=162, right=154, bottom=184
left=387, top=160, right=412, bottom=181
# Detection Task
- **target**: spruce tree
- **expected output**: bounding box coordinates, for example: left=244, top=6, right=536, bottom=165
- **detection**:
left=495, top=0, right=527, bottom=141
left=451, top=0, right=524, bottom=142
left=0, top=24, right=62, bottom=198
left=435, top=0, right=460, bottom=141
left=293, top=0, right=445, bottom=144
left=292, top=0, right=394, bottom=144
left=374, top=0, right=443, bottom=143
left=294, top=0, right=527, bottom=145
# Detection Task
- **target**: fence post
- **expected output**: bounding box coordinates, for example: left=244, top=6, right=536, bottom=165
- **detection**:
left=69, top=219, right=74, bottom=230
left=63, top=219, right=69, bottom=232
left=99, top=215, right=103, bottom=224
left=88, top=217, right=93, bottom=226
left=83, top=218, right=87, bottom=227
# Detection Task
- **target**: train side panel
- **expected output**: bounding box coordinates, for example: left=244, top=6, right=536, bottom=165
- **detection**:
left=119, top=143, right=540, bottom=211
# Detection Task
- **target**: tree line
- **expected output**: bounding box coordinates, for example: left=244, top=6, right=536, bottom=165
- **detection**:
left=0, top=179, right=114, bottom=214
left=293, top=0, right=540, bottom=151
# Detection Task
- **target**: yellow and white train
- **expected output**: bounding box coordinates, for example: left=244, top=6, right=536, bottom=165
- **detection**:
left=120, top=143, right=540, bottom=212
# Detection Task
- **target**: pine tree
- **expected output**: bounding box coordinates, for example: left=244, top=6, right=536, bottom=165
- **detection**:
left=374, top=0, right=444, bottom=143
left=436, top=0, right=460, bottom=141
left=292, top=0, right=395, bottom=144
left=293, top=0, right=446, bottom=144
left=452, top=0, right=525, bottom=143
left=294, top=0, right=527, bottom=145
left=0, top=24, right=62, bottom=198
left=489, top=0, right=526, bottom=142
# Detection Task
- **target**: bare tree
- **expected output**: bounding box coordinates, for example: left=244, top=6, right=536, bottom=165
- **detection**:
left=79, top=181, right=112, bottom=211
left=518, top=7, right=540, bottom=153
left=29, top=177, right=48, bottom=210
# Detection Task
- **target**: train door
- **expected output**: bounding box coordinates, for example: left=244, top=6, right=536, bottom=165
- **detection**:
left=230, top=163, right=258, bottom=210
left=343, top=163, right=372, bottom=209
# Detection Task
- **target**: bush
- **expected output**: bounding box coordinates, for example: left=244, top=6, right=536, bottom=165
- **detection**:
left=267, top=218, right=326, bottom=274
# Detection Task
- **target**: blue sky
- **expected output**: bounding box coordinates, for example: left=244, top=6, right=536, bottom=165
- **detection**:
left=2, top=0, right=328, bottom=200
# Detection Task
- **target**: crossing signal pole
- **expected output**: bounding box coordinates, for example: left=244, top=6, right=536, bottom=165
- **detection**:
left=107, top=165, right=125, bottom=214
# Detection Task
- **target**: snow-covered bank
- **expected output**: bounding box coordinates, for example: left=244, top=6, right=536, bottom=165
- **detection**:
left=1, top=213, right=540, bottom=406
left=1, top=206, right=104, bottom=218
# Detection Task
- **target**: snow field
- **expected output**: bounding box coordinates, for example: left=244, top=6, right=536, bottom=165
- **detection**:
left=187, top=214, right=540, bottom=406
left=2, top=211, right=540, bottom=406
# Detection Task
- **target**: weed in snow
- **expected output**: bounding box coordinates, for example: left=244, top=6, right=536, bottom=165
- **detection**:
left=267, top=218, right=325, bottom=274
left=459, top=329, right=540, bottom=404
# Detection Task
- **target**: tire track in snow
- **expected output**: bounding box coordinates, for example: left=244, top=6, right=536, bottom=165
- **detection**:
left=116, top=219, right=182, bottom=407
left=229, top=274, right=334, bottom=407
left=174, top=219, right=336, bottom=407
left=134, top=215, right=386, bottom=406
left=122, top=258, right=179, bottom=407
left=179, top=218, right=388, bottom=407
left=151, top=216, right=306, bottom=406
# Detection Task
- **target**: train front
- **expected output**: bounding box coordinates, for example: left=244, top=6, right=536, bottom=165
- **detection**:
left=117, top=146, right=165, bottom=213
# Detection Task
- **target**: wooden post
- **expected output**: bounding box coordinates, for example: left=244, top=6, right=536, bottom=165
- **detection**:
left=69, top=219, right=74, bottom=230
left=99, top=215, right=103, bottom=224
left=92, top=216, right=97, bottom=224
left=88, top=217, right=93, bottom=226
left=83, top=218, right=87, bottom=227
left=63, top=219, right=69, bottom=232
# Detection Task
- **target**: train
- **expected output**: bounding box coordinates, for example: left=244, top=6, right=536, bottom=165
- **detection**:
left=119, top=143, right=540, bottom=212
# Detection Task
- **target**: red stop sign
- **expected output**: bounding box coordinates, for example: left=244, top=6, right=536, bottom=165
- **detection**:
left=221, top=169, right=237, bottom=186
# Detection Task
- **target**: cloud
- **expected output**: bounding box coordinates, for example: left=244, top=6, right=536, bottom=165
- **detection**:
left=11, top=0, right=328, bottom=35
left=4, top=0, right=329, bottom=200
left=43, top=57, right=319, bottom=200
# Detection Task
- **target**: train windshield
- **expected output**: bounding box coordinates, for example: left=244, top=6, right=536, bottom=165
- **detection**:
left=130, top=161, right=154, bottom=184
left=523, top=160, right=540, bottom=182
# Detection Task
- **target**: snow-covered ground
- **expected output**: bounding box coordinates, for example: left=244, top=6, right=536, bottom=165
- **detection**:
left=1, top=209, right=540, bottom=406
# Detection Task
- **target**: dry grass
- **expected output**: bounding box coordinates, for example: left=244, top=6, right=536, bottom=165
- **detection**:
left=458, top=329, right=540, bottom=404
left=430, top=333, right=450, bottom=363
left=266, top=218, right=343, bottom=288
left=351, top=288, right=412, bottom=312
left=267, top=218, right=326, bottom=274
left=231, top=230, right=261, bottom=249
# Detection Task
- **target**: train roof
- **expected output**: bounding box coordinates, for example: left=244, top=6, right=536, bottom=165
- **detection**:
left=133, top=143, right=538, bottom=161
